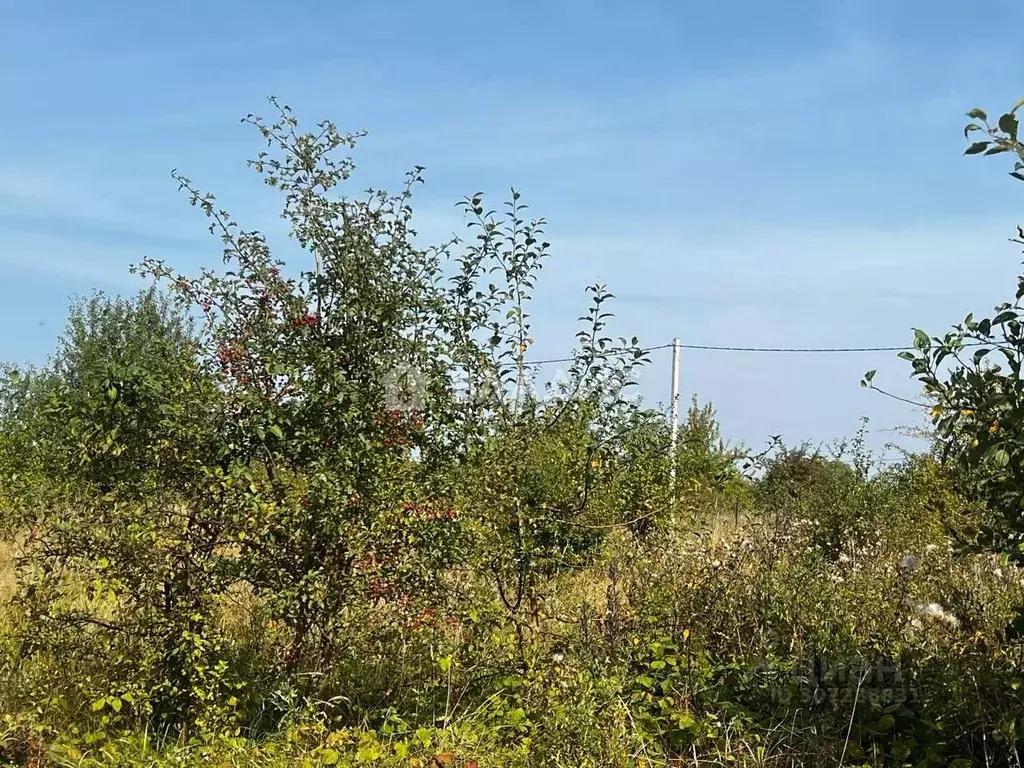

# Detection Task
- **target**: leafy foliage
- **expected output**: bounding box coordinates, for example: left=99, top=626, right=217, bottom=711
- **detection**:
left=892, top=98, right=1024, bottom=569
left=0, top=99, right=658, bottom=740
left=2, top=97, right=1024, bottom=766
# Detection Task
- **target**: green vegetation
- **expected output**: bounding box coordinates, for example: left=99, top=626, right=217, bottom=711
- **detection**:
left=2, top=98, right=1024, bottom=766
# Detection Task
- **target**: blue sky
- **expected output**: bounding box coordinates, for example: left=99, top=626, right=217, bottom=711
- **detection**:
left=3, top=0, right=1024, bottom=458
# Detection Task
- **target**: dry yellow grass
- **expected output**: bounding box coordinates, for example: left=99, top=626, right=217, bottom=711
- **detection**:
left=0, top=539, right=14, bottom=605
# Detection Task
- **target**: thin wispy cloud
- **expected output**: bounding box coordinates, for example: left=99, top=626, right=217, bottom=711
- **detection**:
left=0, top=230, right=155, bottom=289
left=2, top=0, right=1022, bottom=451
left=0, top=165, right=201, bottom=241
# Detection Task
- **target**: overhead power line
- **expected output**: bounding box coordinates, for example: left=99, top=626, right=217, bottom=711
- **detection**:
left=521, top=340, right=914, bottom=367
left=516, top=336, right=946, bottom=425
left=676, top=343, right=911, bottom=353
left=523, top=343, right=673, bottom=367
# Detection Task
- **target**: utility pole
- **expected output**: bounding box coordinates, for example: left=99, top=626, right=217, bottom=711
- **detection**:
left=669, top=337, right=680, bottom=488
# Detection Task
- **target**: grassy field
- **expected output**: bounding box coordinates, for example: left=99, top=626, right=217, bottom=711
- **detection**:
left=2, top=467, right=1023, bottom=767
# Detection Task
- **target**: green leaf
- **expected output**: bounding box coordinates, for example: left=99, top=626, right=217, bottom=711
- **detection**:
left=965, top=141, right=991, bottom=155
left=999, top=113, right=1019, bottom=138
left=992, top=447, right=1010, bottom=467
left=913, top=329, right=931, bottom=351
left=675, top=711, right=698, bottom=730
left=877, top=714, right=895, bottom=731
left=91, top=698, right=106, bottom=712
left=967, top=108, right=988, bottom=121
left=268, top=424, right=283, bottom=440
left=635, top=674, right=655, bottom=689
